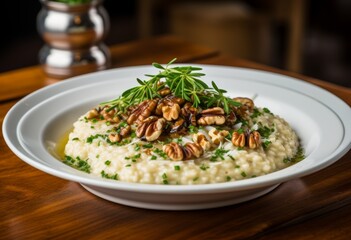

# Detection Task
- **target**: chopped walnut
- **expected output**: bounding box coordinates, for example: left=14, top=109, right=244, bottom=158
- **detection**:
left=208, top=129, right=229, bottom=145
left=163, top=142, right=184, bottom=161
left=183, top=142, right=203, bottom=160
left=127, top=99, right=157, bottom=125
left=197, top=107, right=226, bottom=126
left=231, top=131, right=246, bottom=148
left=192, top=133, right=211, bottom=151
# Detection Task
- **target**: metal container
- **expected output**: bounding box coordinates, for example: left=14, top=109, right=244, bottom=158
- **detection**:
left=37, top=0, right=110, bottom=79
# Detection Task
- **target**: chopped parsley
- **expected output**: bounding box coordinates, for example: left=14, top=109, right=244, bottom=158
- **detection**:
left=188, top=125, right=199, bottom=134
left=72, top=137, right=80, bottom=141
left=104, top=160, right=111, bottom=166
left=125, top=153, right=141, bottom=162
left=174, top=165, right=181, bottom=171
left=241, top=172, right=247, bottom=177
left=226, top=176, right=232, bottom=181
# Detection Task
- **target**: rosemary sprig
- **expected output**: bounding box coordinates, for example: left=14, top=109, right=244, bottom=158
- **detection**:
left=101, top=58, right=240, bottom=113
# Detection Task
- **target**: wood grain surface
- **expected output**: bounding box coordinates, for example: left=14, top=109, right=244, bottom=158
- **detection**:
left=1, top=35, right=351, bottom=240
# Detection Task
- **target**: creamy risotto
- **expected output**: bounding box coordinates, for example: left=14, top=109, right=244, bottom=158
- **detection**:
left=63, top=60, right=303, bottom=184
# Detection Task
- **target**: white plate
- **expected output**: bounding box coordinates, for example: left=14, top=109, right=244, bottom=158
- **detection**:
left=3, top=65, right=351, bottom=210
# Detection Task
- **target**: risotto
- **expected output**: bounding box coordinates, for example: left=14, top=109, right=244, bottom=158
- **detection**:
left=63, top=60, right=303, bottom=184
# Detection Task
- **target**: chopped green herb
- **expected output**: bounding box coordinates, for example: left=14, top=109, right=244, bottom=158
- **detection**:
left=188, top=125, right=199, bottom=134
left=63, top=155, right=91, bottom=173
left=262, top=140, right=272, bottom=150
left=257, top=124, right=274, bottom=138
left=162, top=173, right=168, bottom=184
left=134, top=144, right=141, bottom=151
left=72, top=137, right=79, bottom=141
left=210, top=147, right=229, bottom=162
left=143, top=143, right=153, bottom=149
left=105, top=160, right=111, bottom=166
left=200, top=164, right=209, bottom=171
left=151, top=155, right=157, bottom=160
left=153, top=148, right=167, bottom=159
left=283, top=147, right=305, bottom=164
left=100, top=170, right=118, bottom=180
left=241, top=172, right=247, bottom=177
left=226, top=176, right=232, bottom=181
left=263, top=107, right=272, bottom=114
left=251, top=108, right=262, bottom=118
left=174, top=165, right=181, bottom=171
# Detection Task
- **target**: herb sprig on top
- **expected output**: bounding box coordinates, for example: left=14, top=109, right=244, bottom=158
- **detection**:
left=102, top=58, right=241, bottom=113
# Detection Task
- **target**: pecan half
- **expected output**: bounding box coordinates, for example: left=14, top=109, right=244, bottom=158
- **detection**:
left=86, top=108, right=100, bottom=119
left=192, top=133, right=211, bottom=151
left=162, top=103, right=181, bottom=121
left=136, top=116, right=158, bottom=138
left=208, top=129, right=229, bottom=145
left=108, top=133, right=122, bottom=143
left=144, top=118, right=166, bottom=141
left=231, top=131, right=246, bottom=148
left=127, top=99, right=157, bottom=125
left=248, top=131, right=261, bottom=149
left=197, top=107, right=226, bottom=126
left=163, top=142, right=184, bottom=161
left=101, top=107, right=120, bottom=123
left=158, top=87, right=171, bottom=97
left=181, top=102, right=198, bottom=126
left=119, top=125, right=131, bottom=137
left=233, top=97, right=254, bottom=116
left=183, top=142, right=203, bottom=160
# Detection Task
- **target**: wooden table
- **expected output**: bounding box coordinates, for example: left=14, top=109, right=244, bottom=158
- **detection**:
left=1, top=35, right=351, bottom=239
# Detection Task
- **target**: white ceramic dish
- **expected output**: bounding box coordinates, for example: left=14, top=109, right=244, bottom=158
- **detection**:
left=3, top=65, right=351, bottom=210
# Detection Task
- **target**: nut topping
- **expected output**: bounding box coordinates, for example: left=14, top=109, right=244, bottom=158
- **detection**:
left=231, top=130, right=261, bottom=149
left=181, top=102, right=198, bottom=126
left=144, top=118, right=166, bottom=141
left=163, top=142, right=184, bottom=161
left=248, top=131, right=261, bottom=149
left=233, top=97, right=254, bottom=116
left=192, top=133, right=211, bottom=151
left=108, top=133, right=122, bottom=143
left=136, top=116, right=158, bottom=138
left=127, top=99, right=157, bottom=124
left=101, top=107, right=120, bottom=123
left=119, top=125, right=131, bottom=137
left=208, top=129, right=229, bottom=145
left=183, top=142, right=203, bottom=160
left=162, top=103, right=181, bottom=121
left=198, top=107, right=226, bottom=126
left=231, top=131, right=246, bottom=148
left=86, top=108, right=99, bottom=119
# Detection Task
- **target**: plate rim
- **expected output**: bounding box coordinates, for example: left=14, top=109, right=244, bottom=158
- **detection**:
left=3, top=64, right=351, bottom=194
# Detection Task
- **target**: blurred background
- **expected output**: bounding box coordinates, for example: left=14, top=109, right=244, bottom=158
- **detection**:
left=0, top=0, right=350, bottom=87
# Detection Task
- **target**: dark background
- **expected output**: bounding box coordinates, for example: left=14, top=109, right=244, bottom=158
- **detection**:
left=0, top=0, right=350, bottom=87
